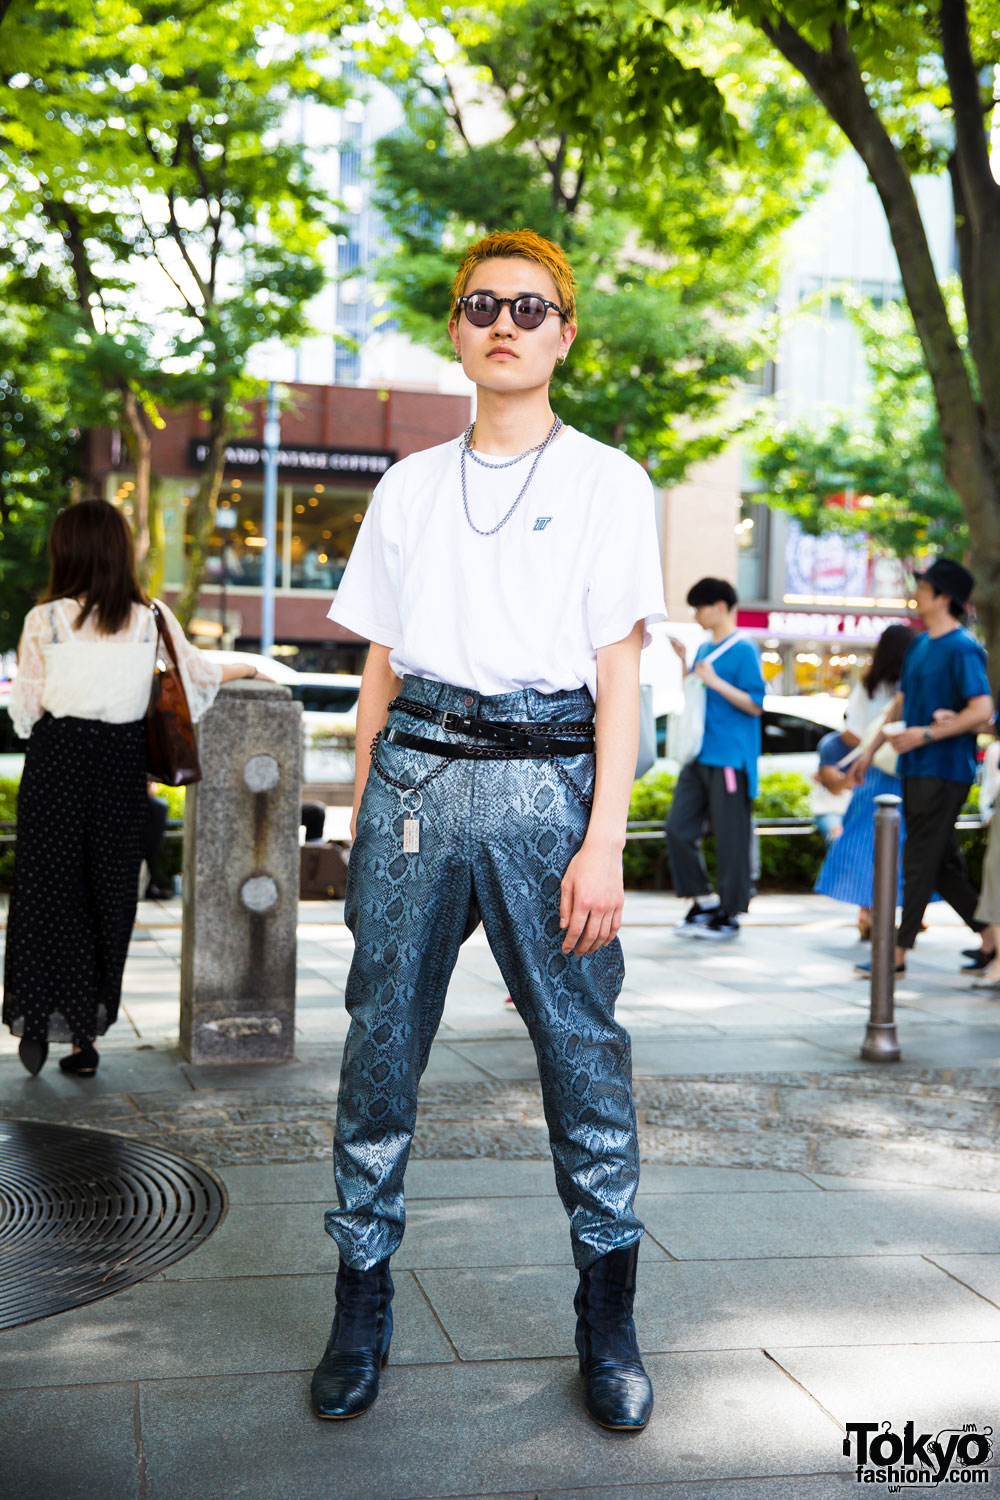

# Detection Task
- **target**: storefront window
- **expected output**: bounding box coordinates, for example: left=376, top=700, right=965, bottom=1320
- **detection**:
left=288, top=483, right=368, bottom=591
left=736, top=497, right=769, bottom=602
left=160, top=478, right=372, bottom=592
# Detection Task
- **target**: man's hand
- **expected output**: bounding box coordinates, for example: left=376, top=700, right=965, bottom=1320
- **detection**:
left=692, top=660, right=720, bottom=689
left=667, top=636, right=688, bottom=666
left=890, top=727, right=927, bottom=755
left=848, top=752, right=873, bottom=787
left=559, top=839, right=625, bottom=955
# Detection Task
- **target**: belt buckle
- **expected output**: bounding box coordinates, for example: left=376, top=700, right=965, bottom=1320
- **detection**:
left=441, top=710, right=466, bottom=733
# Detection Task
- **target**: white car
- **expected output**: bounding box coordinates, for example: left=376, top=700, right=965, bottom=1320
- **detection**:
left=654, top=692, right=847, bottom=780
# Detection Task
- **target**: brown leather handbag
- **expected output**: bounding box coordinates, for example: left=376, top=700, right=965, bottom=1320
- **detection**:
left=146, top=602, right=203, bottom=786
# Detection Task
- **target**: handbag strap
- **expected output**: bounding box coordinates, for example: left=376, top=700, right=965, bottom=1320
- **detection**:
left=150, top=600, right=179, bottom=669
left=704, top=632, right=744, bottom=667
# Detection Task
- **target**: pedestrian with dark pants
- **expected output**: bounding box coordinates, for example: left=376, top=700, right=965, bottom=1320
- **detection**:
left=144, top=782, right=173, bottom=900
left=854, top=559, right=993, bottom=976
left=3, top=499, right=255, bottom=1077
left=310, top=230, right=666, bottom=1432
left=666, top=578, right=766, bottom=941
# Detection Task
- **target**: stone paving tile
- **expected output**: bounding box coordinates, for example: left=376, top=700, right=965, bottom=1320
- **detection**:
left=136, top=1351, right=841, bottom=1500
left=417, top=1254, right=1000, bottom=1361
left=0, top=1271, right=452, bottom=1389
left=771, top=1342, right=1000, bottom=1438
left=641, top=1186, right=1000, bottom=1260
left=924, top=1253, right=1000, bottom=1307
left=157, top=1197, right=668, bottom=1279
left=0, top=1382, right=140, bottom=1500
left=443, top=1483, right=854, bottom=1500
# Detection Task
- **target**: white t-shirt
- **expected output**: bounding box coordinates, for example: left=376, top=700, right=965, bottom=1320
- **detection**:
left=844, top=679, right=897, bottom=739
left=327, top=427, right=667, bottom=698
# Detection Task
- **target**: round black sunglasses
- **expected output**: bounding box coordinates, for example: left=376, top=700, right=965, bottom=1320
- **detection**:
left=457, top=292, right=568, bottom=330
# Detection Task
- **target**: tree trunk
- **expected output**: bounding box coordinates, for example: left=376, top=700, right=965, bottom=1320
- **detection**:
left=121, top=387, right=153, bottom=579
left=145, top=474, right=166, bottom=601
left=173, top=392, right=228, bottom=633
left=760, top=14, right=1000, bottom=687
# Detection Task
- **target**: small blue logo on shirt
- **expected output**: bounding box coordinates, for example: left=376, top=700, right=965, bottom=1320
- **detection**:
left=533, top=517, right=552, bottom=531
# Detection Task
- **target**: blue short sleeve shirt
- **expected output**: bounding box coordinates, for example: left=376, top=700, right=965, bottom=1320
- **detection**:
left=898, top=627, right=991, bottom=784
left=695, top=635, right=767, bottom=797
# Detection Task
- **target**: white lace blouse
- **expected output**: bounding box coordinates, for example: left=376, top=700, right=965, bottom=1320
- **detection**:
left=9, top=598, right=223, bottom=740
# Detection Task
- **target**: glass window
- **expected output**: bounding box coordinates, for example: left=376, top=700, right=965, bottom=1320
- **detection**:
left=289, top=484, right=369, bottom=590
left=203, top=482, right=283, bottom=588
left=736, top=496, right=769, bottom=601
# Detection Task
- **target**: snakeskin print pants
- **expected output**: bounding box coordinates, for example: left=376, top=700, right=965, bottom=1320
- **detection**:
left=325, top=675, right=644, bottom=1271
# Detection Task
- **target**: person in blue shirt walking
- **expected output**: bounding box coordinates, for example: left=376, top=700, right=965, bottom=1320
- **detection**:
left=667, top=577, right=766, bottom=940
left=855, top=559, right=993, bottom=975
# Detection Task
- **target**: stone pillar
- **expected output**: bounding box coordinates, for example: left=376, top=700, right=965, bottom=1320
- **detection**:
left=180, top=679, right=302, bottom=1064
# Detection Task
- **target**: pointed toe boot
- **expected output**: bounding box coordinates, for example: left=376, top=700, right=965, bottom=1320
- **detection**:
left=575, top=1242, right=653, bottom=1432
left=18, top=1038, right=48, bottom=1076
left=310, top=1258, right=394, bottom=1420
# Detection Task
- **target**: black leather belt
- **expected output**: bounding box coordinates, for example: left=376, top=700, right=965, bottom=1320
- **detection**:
left=382, top=727, right=594, bottom=760
left=389, top=696, right=595, bottom=754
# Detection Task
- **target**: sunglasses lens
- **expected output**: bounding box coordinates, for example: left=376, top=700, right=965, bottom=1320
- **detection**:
left=464, top=294, right=498, bottom=326
left=511, top=297, right=547, bottom=328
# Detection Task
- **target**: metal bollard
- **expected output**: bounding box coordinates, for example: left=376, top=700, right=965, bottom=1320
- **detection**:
left=862, top=792, right=902, bottom=1063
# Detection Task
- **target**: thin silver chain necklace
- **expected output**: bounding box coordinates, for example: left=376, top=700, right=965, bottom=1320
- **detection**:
left=460, top=415, right=563, bottom=537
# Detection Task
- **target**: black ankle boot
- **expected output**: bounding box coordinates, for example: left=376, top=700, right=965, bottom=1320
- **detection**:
left=310, top=1258, right=394, bottom=1419
left=574, top=1242, right=653, bottom=1431
left=18, top=1038, right=48, bottom=1076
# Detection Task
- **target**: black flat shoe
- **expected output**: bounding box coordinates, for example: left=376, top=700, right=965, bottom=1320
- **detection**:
left=311, top=1258, right=394, bottom=1420
left=18, top=1038, right=48, bottom=1076
left=962, top=950, right=996, bottom=972
left=59, top=1042, right=99, bottom=1076
left=575, top=1243, right=653, bottom=1432
left=144, top=883, right=174, bottom=901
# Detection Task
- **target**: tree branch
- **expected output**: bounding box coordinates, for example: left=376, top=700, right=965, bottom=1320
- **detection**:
left=166, top=185, right=209, bottom=304
left=760, top=13, right=999, bottom=547
left=939, top=0, right=1000, bottom=429
left=139, top=207, right=198, bottom=314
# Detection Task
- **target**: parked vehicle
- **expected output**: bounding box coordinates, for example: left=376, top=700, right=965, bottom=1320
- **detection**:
left=653, top=693, right=847, bottom=780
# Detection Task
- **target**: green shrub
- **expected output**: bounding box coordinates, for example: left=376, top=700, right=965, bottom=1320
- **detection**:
left=623, top=767, right=826, bottom=892
left=0, top=778, right=18, bottom=888
left=150, top=782, right=186, bottom=881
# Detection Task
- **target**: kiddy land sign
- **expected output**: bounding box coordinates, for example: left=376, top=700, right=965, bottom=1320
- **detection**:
left=188, top=440, right=395, bottom=476
left=738, top=610, right=912, bottom=642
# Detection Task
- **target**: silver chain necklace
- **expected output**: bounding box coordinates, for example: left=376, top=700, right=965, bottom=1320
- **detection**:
left=460, top=415, right=563, bottom=537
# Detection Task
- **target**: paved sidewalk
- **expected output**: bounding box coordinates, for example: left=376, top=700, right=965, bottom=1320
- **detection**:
left=2, top=892, right=1000, bottom=1499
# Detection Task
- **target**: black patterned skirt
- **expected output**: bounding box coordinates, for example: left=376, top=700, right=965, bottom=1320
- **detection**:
left=3, top=715, right=147, bottom=1044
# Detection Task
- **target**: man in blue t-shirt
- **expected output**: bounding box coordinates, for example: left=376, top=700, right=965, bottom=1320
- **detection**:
left=666, top=577, right=766, bottom=940
left=858, top=558, right=993, bottom=974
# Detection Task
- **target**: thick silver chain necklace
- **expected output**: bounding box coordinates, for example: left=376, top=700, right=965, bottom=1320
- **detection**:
left=460, top=415, right=563, bottom=537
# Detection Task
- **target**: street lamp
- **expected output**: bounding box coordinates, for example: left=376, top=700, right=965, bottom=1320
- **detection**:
left=261, top=382, right=280, bottom=657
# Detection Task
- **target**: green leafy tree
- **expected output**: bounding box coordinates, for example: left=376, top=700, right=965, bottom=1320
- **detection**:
left=525, top=0, right=1000, bottom=676
left=754, top=289, right=967, bottom=561
left=370, top=2, right=837, bottom=482
left=1, top=0, right=352, bottom=629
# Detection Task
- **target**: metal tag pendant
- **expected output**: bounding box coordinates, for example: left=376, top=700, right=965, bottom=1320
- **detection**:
left=402, top=815, right=420, bottom=853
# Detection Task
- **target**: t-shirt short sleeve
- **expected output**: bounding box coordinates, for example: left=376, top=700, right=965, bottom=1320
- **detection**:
left=843, top=681, right=869, bottom=738
left=955, top=637, right=991, bottom=702
left=730, top=640, right=766, bottom=704
left=326, top=481, right=402, bottom=648
left=586, top=468, right=667, bottom=651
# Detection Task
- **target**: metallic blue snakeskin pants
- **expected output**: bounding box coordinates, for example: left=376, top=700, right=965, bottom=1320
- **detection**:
left=325, top=675, right=644, bottom=1272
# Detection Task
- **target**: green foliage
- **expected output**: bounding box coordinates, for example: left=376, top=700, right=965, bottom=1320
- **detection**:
left=0, top=777, right=18, bottom=887
left=370, top=2, right=837, bottom=483
left=754, top=288, right=968, bottom=561
left=0, top=0, right=354, bottom=622
left=624, top=768, right=824, bottom=889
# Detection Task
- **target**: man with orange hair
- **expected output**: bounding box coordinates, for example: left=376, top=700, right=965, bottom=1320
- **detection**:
left=311, top=230, right=666, bottom=1432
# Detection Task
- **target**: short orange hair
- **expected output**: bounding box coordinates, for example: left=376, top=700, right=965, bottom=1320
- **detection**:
left=450, top=230, right=577, bottom=322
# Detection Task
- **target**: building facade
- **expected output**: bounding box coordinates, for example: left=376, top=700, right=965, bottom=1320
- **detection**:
left=90, top=383, right=472, bottom=670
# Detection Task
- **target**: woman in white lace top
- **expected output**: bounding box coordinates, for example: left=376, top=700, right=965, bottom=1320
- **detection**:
left=4, top=498, right=256, bottom=1076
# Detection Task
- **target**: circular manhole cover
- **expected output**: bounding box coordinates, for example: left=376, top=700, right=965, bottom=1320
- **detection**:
left=0, top=1119, right=226, bottom=1329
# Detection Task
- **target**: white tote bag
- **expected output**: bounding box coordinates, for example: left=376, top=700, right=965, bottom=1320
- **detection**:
left=672, top=634, right=744, bottom=765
